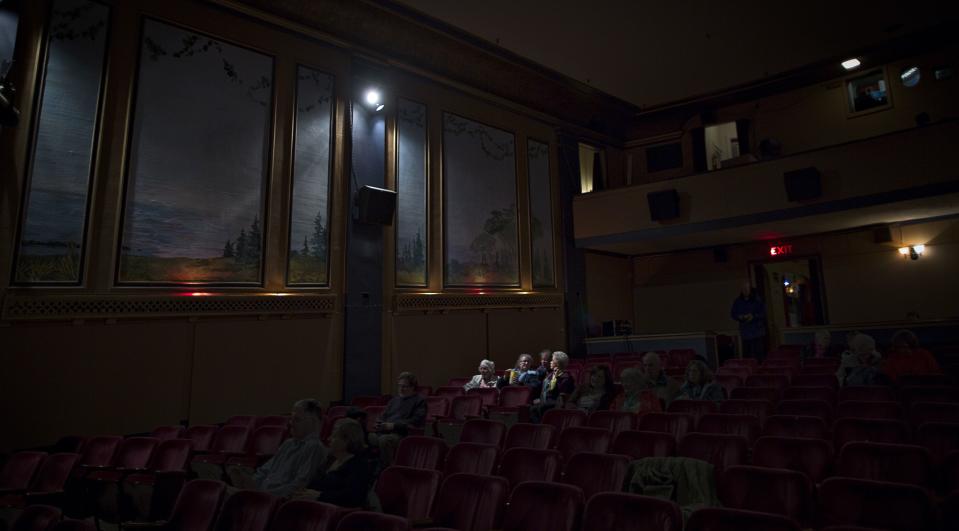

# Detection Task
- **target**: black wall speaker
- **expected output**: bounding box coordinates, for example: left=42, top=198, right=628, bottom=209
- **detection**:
left=783, top=167, right=821, bottom=202
left=355, top=185, right=396, bottom=225
left=647, top=189, right=680, bottom=221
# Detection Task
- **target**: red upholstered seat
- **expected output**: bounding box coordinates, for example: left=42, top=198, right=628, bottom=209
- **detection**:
left=784, top=386, right=836, bottom=404
left=10, top=504, right=61, bottom=531
left=459, top=419, right=506, bottom=447
left=637, top=412, right=694, bottom=440
left=150, top=426, right=186, bottom=441
left=910, top=401, right=959, bottom=428
left=611, top=430, right=676, bottom=460
left=224, top=415, right=256, bottom=429
left=899, top=386, right=959, bottom=406
left=163, top=479, right=227, bottom=531
left=716, top=367, right=751, bottom=381
left=541, top=409, right=588, bottom=438
left=898, top=374, right=952, bottom=387
left=446, top=396, right=483, bottom=420
left=755, top=367, right=796, bottom=381
left=184, top=425, right=218, bottom=452
left=696, top=414, right=761, bottom=445
left=792, top=374, right=839, bottom=389
left=254, top=415, right=289, bottom=429
left=762, top=415, right=829, bottom=440
left=430, top=473, right=508, bottom=531
left=496, top=448, right=562, bottom=490
left=0, top=453, right=79, bottom=509
left=502, top=481, right=584, bottom=531
left=677, top=433, right=748, bottom=475
left=722, top=359, right=757, bottom=370
left=504, top=423, right=556, bottom=450
left=685, top=507, right=802, bottom=531
left=394, top=436, right=448, bottom=470
left=375, top=466, right=440, bottom=521
left=444, top=443, right=499, bottom=477
left=226, top=426, right=287, bottom=468
left=424, top=397, right=449, bottom=421
left=817, top=477, right=935, bottom=531
left=719, top=465, right=813, bottom=525
left=496, top=386, right=532, bottom=407
left=191, top=426, right=250, bottom=471
left=915, top=422, right=959, bottom=462
left=720, top=400, right=775, bottom=426
left=836, top=400, right=904, bottom=421
left=433, top=387, right=465, bottom=401
left=78, top=436, right=123, bottom=470
left=556, top=427, right=611, bottom=462
left=466, top=387, right=499, bottom=408
left=0, top=452, right=46, bottom=491
left=213, top=489, right=279, bottom=531
left=731, top=386, right=781, bottom=404
left=446, top=378, right=470, bottom=388
left=268, top=500, right=346, bottom=531
left=752, top=436, right=833, bottom=483
left=561, top=452, right=628, bottom=499
left=833, top=418, right=909, bottom=450
left=837, top=441, right=932, bottom=487
left=336, top=511, right=410, bottom=531
left=352, top=395, right=388, bottom=408
left=582, top=492, right=682, bottom=531
left=838, top=386, right=896, bottom=403
left=776, top=399, right=833, bottom=423
left=667, top=400, right=718, bottom=425
left=587, top=411, right=636, bottom=439
left=714, top=374, right=743, bottom=397
left=746, top=374, right=790, bottom=389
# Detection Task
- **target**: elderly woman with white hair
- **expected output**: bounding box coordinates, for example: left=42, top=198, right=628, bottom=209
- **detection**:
left=464, top=359, right=498, bottom=391
left=836, top=333, right=887, bottom=387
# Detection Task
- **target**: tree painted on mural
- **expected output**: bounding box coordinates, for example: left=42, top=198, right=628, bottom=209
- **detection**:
left=528, top=139, right=555, bottom=286
left=396, top=100, right=428, bottom=285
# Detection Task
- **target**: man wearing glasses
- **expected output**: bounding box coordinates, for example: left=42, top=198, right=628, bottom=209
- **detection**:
left=371, top=371, right=427, bottom=466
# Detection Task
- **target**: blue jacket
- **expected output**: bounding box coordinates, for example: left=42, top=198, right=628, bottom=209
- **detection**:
left=730, top=295, right=767, bottom=340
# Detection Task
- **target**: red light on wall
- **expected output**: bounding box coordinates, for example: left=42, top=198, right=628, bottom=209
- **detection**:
left=769, top=244, right=793, bottom=256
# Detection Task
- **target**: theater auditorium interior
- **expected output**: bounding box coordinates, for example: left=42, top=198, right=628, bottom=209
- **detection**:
left=1, top=0, right=959, bottom=530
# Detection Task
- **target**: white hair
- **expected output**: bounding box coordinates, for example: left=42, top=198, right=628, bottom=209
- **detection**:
left=551, top=351, right=569, bottom=368
left=479, top=359, right=495, bottom=371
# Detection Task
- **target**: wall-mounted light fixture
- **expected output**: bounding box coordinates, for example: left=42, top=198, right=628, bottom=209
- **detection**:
left=364, top=88, right=385, bottom=112
left=841, top=58, right=862, bottom=70
left=898, top=244, right=925, bottom=260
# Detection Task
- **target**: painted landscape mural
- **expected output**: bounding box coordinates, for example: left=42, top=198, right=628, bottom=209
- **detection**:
left=287, top=66, right=334, bottom=285
left=443, top=113, right=519, bottom=286
left=118, top=20, right=273, bottom=283
left=528, top=139, right=555, bottom=287
left=396, top=99, right=428, bottom=285
left=14, top=0, right=108, bottom=283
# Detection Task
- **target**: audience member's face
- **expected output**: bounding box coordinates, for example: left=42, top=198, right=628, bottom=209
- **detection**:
left=479, top=365, right=492, bottom=378
left=517, top=356, right=532, bottom=371
left=590, top=370, right=605, bottom=389
left=397, top=378, right=414, bottom=397
left=687, top=365, right=702, bottom=385
left=893, top=340, right=912, bottom=356
left=540, top=354, right=551, bottom=368
left=643, top=357, right=662, bottom=379
left=289, top=406, right=313, bottom=439
left=550, top=357, right=559, bottom=371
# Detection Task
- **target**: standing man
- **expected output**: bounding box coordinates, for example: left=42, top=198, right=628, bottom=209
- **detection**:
left=731, top=282, right=768, bottom=362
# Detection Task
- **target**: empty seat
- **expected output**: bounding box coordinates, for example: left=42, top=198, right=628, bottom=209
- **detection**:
left=719, top=400, right=774, bottom=423
left=776, top=399, right=833, bottom=422
left=792, top=374, right=838, bottom=389
left=587, top=411, right=636, bottom=439
left=610, top=430, right=676, bottom=460
left=254, top=416, right=288, bottom=429
left=697, top=414, right=761, bottom=445
left=488, top=387, right=533, bottom=425
left=836, top=400, right=904, bottom=421
left=719, top=465, right=813, bottom=524
left=336, top=511, right=410, bottom=531
left=556, top=427, right=611, bottom=461
left=466, top=387, right=499, bottom=408
left=9, top=504, right=61, bottom=531
left=834, top=418, right=909, bottom=450
left=784, top=386, right=836, bottom=404
left=352, top=395, right=387, bottom=408
left=226, top=426, right=287, bottom=469
left=637, top=412, right=694, bottom=440
left=268, top=500, right=344, bottom=531
left=0, top=452, right=46, bottom=492
left=78, top=436, right=123, bottom=471
left=731, top=387, right=781, bottom=404
left=504, top=423, right=556, bottom=450
left=375, top=466, right=440, bottom=520
left=394, top=437, right=448, bottom=470
left=459, top=419, right=506, bottom=447
left=752, top=436, right=833, bottom=483
left=213, top=489, right=279, bottom=531
left=582, top=492, right=682, bottom=531
left=818, top=477, right=935, bottom=531
left=541, top=409, right=588, bottom=437
left=838, top=386, right=896, bottom=403
left=667, top=400, right=718, bottom=424
left=425, top=397, right=450, bottom=420
left=677, top=433, right=748, bottom=475
left=502, top=481, right=584, bottom=531
left=497, top=386, right=533, bottom=407
left=915, top=422, right=959, bottom=462
left=444, top=443, right=498, bottom=477
left=746, top=374, right=790, bottom=389
left=157, top=479, right=227, bottom=531
left=433, top=387, right=465, bottom=401
left=910, top=401, right=959, bottom=427
left=191, top=426, right=250, bottom=477
left=446, top=396, right=483, bottom=420
left=685, top=507, right=802, bottom=531
left=561, top=452, right=628, bottom=499
left=899, top=386, right=959, bottom=406
left=183, top=425, right=218, bottom=452
left=714, top=374, right=743, bottom=397
left=755, top=367, right=797, bottom=381
left=763, top=415, right=829, bottom=440
left=717, top=367, right=752, bottom=381
left=837, top=442, right=932, bottom=487
left=497, top=448, right=562, bottom=490
left=447, top=377, right=470, bottom=388
left=150, top=426, right=186, bottom=441
left=224, top=415, right=256, bottom=429
left=430, top=473, right=508, bottom=531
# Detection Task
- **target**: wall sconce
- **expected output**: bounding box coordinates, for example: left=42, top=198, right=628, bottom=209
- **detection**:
left=898, top=244, right=925, bottom=260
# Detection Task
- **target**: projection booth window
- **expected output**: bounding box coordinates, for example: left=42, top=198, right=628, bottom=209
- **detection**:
left=528, top=139, right=555, bottom=287
left=287, top=66, right=334, bottom=285
left=396, top=99, right=428, bottom=286
left=117, top=19, right=273, bottom=284
left=13, top=0, right=109, bottom=284
left=442, top=112, right=519, bottom=287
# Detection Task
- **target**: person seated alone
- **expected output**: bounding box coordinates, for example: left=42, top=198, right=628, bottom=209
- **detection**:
left=675, top=360, right=725, bottom=402
left=498, top=353, right=540, bottom=392
left=618, top=367, right=661, bottom=414
left=836, top=333, right=887, bottom=387
left=464, top=359, right=498, bottom=391
left=642, top=351, right=681, bottom=406
left=564, top=365, right=614, bottom=413
left=292, top=419, right=372, bottom=508
left=530, top=351, right=575, bottom=422
left=882, top=329, right=941, bottom=383
left=226, top=398, right=328, bottom=497
left=371, top=371, right=427, bottom=466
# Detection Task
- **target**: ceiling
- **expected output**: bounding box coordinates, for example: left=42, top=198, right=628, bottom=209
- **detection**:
left=395, top=0, right=958, bottom=110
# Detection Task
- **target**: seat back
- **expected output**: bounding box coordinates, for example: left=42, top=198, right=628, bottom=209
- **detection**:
left=916, top=421, right=959, bottom=462
left=352, top=395, right=388, bottom=408
left=335, top=511, right=410, bottom=531
left=0, top=451, right=46, bottom=491
left=210, top=426, right=249, bottom=454
left=255, top=415, right=289, bottom=429
left=762, top=415, right=829, bottom=440
left=587, top=411, right=636, bottom=439
left=637, top=412, right=693, bottom=440
left=556, top=427, right=611, bottom=461
left=719, top=465, right=812, bottom=524
left=745, top=374, right=790, bottom=389
left=696, top=414, right=761, bottom=445
left=833, top=418, right=909, bottom=450
left=31, top=453, right=79, bottom=493
left=167, top=479, right=226, bottom=531
left=776, top=400, right=833, bottom=423
left=224, top=415, right=256, bottom=429
left=497, top=447, right=561, bottom=490
left=80, top=436, right=122, bottom=467
left=817, top=477, right=935, bottom=531
left=678, top=433, right=748, bottom=474
left=667, top=400, right=718, bottom=424
left=752, top=436, right=833, bottom=483
left=10, top=504, right=61, bottom=531
left=499, top=386, right=532, bottom=407
left=213, top=489, right=280, bottom=531
left=466, top=387, right=499, bottom=407
left=394, top=436, right=448, bottom=470
left=541, top=408, right=588, bottom=435
left=783, top=386, right=836, bottom=404
left=717, top=366, right=752, bottom=382
left=561, top=452, right=629, bottom=499
left=731, top=386, right=781, bottom=404
left=685, top=507, right=802, bottom=531
left=114, top=437, right=159, bottom=470
left=249, top=426, right=287, bottom=456
left=448, top=396, right=483, bottom=420
left=268, top=500, right=343, bottom=531
left=723, top=358, right=758, bottom=370
left=460, top=419, right=506, bottom=447
left=446, top=377, right=470, bottom=388
left=431, top=473, right=508, bottom=531
left=720, top=399, right=774, bottom=422
left=837, top=442, right=932, bottom=487
left=374, top=466, right=441, bottom=520
left=151, top=438, right=194, bottom=472
left=838, top=386, right=896, bottom=402
left=444, top=443, right=499, bottom=477
left=899, top=385, right=959, bottom=406
left=504, top=422, right=556, bottom=450
left=424, top=397, right=449, bottom=420
left=503, top=481, right=584, bottom=531
left=151, top=426, right=186, bottom=441
left=434, top=387, right=465, bottom=401
left=611, top=430, right=676, bottom=460
left=836, top=400, right=904, bottom=421
left=184, top=425, right=219, bottom=452
left=910, top=401, right=959, bottom=427
left=582, top=492, right=682, bottom=531
left=792, top=374, right=839, bottom=389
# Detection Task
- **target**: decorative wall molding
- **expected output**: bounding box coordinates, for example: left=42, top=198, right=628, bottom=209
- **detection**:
left=394, top=292, right=563, bottom=312
left=1, top=293, right=338, bottom=321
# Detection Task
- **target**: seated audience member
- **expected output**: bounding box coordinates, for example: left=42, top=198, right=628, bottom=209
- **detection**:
left=619, top=367, right=661, bottom=413
left=676, top=359, right=725, bottom=402
left=294, top=419, right=372, bottom=508
left=464, top=359, right=498, bottom=391
left=836, top=333, right=887, bottom=387
left=882, top=329, right=941, bottom=383
left=642, top=351, right=681, bottom=406
left=498, top=353, right=540, bottom=390
left=536, top=349, right=553, bottom=380
left=371, top=372, right=427, bottom=466
left=565, top=365, right=615, bottom=413
left=530, top=351, right=575, bottom=422
left=805, top=329, right=833, bottom=360
left=226, top=398, right=327, bottom=496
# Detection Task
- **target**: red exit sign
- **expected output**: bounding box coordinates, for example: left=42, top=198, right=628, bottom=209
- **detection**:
left=770, top=244, right=793, bottom=256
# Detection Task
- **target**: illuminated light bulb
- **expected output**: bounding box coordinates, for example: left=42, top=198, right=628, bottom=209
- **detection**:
left=898, top=247, right=910, bottom=255
left=842, top=58, right=861, bottom=70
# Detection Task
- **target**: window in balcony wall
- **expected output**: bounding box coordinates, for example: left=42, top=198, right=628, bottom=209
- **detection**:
left=846, top=69, right=890, bottom=114
left=118, top=19, right=273, bottom=284
left=528, top=139, right=554, bottom=287
left=396, top=99, right=428, bottom=286
left=578, top=142, right=605, bottom=193
left=13, top=0, right=109, bottom=284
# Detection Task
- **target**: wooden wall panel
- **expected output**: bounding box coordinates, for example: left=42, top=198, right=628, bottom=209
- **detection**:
left=486, top=308, right=566, bottom=369
left=392, top=312, right=487, bottom=389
